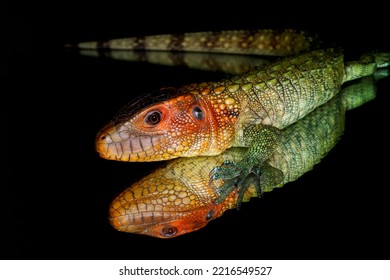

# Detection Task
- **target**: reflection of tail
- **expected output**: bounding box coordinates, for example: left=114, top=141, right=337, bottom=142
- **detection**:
left=342, top=69, right=389, bottom=111
left=344, top=52, right=390, bottom=82
left=76, top=50, right=274, bottom=75
left=65, top=29, right=319, bottom=56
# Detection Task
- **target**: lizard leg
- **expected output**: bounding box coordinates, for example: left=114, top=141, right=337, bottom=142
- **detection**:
left=213, top=162, right=284, bottom=209
left=210, top=124, right=284, bottom=206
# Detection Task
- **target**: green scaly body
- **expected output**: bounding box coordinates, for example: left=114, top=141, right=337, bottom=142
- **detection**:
left=70, top=29, right=389, bottom=204
left=108, top=75, right=381, bottom=238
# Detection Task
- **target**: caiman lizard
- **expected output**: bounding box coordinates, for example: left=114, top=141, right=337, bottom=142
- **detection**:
left=108, top=75, right=385, bottom=238
left=71, top=29, right=390, bottom=204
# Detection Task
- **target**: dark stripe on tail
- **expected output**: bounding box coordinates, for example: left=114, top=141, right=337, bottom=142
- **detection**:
left=133, top=36, right=146, bottom=50
left=167, top=34, right=185, bottom=51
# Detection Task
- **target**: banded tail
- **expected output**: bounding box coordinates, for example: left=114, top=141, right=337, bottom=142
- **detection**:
left=66, top=29, right=320, bottom=56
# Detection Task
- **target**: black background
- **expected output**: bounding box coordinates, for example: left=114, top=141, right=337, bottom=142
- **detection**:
left=3, top=2, right=389, bottom=259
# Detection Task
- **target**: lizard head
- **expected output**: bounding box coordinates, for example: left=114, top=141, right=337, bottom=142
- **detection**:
left=108, top=149, right=255, bottom=238
left=96, top=86, right=238, bottom=162
left=108, top=160, right=227, bottom=238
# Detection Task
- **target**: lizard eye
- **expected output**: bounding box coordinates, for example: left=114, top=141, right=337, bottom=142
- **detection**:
left=145, top=110, right=162, bottom=126
left=192, top=106, right=204, bottom=120
left=161, top=226, right=178, bottom=237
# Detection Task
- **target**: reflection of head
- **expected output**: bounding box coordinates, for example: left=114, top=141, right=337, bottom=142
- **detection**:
left=108, top=161, right=229, bottom=238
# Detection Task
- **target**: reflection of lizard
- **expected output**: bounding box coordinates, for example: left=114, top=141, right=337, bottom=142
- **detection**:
left=74, top=29, right=389, bottom=204
left=109, top=75, right=384, bottom=238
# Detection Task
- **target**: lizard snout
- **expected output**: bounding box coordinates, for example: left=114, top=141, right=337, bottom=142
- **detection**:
left=96, top=123, right=164, bottom=161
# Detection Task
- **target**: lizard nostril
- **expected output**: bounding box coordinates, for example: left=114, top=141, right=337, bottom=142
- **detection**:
left=99, top=132, right=112, bottom=143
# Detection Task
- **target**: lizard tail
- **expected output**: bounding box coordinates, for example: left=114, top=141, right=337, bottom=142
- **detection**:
left=65, top=29, right=320, bottom=56
left=344, top=52, right=390, bottom=82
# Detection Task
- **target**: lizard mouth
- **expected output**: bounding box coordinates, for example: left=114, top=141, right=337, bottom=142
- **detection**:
left=96, top=123, right=163, bottom=161
left=107, top=162, right=222, bottom=238
left=109, top=209, right=178, bottom=233
left=109, top=205, right=215, bottom=238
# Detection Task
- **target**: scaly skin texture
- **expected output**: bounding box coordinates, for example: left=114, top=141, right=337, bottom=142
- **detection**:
left=90, top=29, right=389, bottom=204
left=77, top=29, right=388, bottom=205
left=71, top=30, right=318, bottom=76
left=65, top=29, right=390, bottom=236
left=96, top=49, right=347, bottom=161
left=95, top=48, right=389, bottom=163
left=74, top=29, right=318, bottom=56
left=109, top=76, right=379, bottom=238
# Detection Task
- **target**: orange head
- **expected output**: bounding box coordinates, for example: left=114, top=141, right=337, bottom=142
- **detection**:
left=96, top=85, right=239, bottom=162
left=108, top=165, right=227, bottom=238
left=108, top=149, right=257, bottom=238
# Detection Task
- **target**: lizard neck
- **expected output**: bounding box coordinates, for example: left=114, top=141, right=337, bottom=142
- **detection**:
left=194, top=82, right=241, bottom=155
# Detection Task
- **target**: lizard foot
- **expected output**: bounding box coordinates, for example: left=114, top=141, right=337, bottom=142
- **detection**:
left=210, top=162, right=284, bottom=209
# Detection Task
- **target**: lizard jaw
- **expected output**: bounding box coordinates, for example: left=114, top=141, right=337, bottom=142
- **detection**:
left=108, top=188, right=222, bottom=239
left=96, top=123, right=166, bottom=161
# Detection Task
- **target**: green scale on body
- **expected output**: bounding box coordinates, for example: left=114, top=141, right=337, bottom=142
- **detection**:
left=70, top=29, right=390, bottom=206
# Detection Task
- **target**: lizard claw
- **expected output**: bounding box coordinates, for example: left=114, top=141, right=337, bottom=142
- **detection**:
left=236, top=172, right=262, bottom=210
left=213, top=178, right=240, bottom=205
left=208, top=160, right=241, bottom=189
left=209, top=161, right=235, bottom=178
left=210, top=161, right=284, bottom=209
left=210, top=160, right=262, bottom=208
